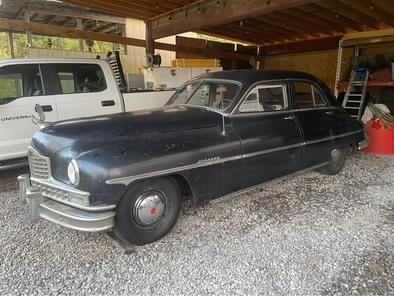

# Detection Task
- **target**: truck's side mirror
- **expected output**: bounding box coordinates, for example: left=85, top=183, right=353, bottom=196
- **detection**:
left=35, top=104, right=46, bottom=122
left=32, top=104, right=50, bottom=129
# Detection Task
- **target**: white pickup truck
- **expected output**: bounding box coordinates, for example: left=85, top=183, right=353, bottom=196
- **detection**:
left=0, top=58, right=175, bottom=170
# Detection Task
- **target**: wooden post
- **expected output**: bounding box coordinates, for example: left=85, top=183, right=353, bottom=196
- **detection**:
left=145, top=21, right=154, bottom=58
left=76, top=18, right=84, bottom=51
left=24, top=11, right=33, bottom=47
left=8, top=31, right=15, bottom=58
left=122, top=24, right=128, bottom=55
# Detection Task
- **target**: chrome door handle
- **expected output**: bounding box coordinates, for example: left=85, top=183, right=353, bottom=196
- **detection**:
left=283, top=115, right=295, bottom=120
left=101, top=100, right=115, bottom=107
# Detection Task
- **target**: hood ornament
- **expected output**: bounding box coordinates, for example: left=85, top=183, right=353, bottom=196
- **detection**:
left=32, top=104, right=51, bottom=129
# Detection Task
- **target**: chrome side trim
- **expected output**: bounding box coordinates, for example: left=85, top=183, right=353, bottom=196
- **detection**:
left=106, top=129, right=363, bottom=186
left=229, top=106, right=338, bottom=118
left=242, top=142, right=304, bottom=159
left=106, top=153, right=244, bottom=185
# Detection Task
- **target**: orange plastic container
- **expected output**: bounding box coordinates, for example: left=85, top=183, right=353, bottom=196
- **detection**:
left=363, top=120, right=394, bottom=154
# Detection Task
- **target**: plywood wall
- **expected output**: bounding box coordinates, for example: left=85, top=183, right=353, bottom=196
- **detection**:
left=264, top=49, right=340, bottom=89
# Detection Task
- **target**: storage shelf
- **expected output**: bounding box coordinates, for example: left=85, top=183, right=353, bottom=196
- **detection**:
left=337, top=80, right=394, bottom=90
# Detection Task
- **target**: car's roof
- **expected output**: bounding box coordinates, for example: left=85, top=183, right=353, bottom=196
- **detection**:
left=197, top=69, right=320, bottom=85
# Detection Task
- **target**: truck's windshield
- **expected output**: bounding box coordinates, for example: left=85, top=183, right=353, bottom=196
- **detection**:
left=168, top=80, right=240, bottom=113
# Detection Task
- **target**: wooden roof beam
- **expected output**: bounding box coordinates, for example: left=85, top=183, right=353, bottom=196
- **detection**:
left=149, top=0, right=317, bottom=40
left=0, top=18, right=256, bottom=62
left=27, top=2, right=126, bottom=24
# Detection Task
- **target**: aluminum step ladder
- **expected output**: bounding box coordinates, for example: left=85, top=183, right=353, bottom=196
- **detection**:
left=342, top=68, right=369, bottom=120
left=106, top=51, right=127, bottom=92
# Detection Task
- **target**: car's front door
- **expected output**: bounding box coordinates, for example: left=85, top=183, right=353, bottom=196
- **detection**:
left=0, top=64, right=58, bottom=161
left=224, top=83, right=304, bottom=191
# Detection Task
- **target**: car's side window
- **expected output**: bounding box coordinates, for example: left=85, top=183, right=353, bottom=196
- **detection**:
left=238, top=85, right=287, bottom=113
left=0, top=64, right=43, bottom=105
left=52, top=64, right=107, bottom=95
left=293, top=81, right=328, bottom=109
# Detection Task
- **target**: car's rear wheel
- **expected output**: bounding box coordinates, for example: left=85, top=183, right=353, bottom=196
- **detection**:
left=114, top=177, right=182, bottom=245
left=317, top=147, right=348, bottom=175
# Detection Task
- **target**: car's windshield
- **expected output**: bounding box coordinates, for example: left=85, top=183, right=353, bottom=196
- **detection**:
left=168, top=80, right=240, bottom=112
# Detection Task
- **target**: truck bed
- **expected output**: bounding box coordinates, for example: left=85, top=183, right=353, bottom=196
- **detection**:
left=122, top=90, right=175, bottom=112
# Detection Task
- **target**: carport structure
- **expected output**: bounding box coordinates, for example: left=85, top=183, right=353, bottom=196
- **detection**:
left=63, top=0, right=394, bottom=56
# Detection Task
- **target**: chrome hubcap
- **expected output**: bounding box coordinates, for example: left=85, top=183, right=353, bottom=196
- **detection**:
left=133, top=191, right=166, bottom=226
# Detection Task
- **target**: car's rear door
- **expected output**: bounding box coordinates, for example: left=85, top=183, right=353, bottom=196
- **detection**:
left=226, top=82, right=304, bottom=190
left=0, top=63, right=58, bottom=161
left=290, top=80, right=336, bottom=168
left=41, top=62, right=122, bottom=121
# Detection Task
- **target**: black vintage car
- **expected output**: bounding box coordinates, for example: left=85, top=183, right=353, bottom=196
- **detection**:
left=19, top=70, right=367, bottom=245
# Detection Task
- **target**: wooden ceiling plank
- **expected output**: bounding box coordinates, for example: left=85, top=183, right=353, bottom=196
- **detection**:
left=27, top=5, right=126, bottom=24
left=149, top=0, right=317, bottom=39
left=281, top=7, right=345, bottom=33
left=316, top=0, right=379, bottom=29
left=63, top=0, right=152, bottom=19
left=374, top=0, right=394, bottom=16
left=222, top=20, right=290, bottom=40
left=259, top=14, right=323, bottom=37
left=247, top=18, right=296, bottom=36
left=338, top=0, right=394, bottom=25
left=299, top=4, right=361, bottom=31
left=275, top=10, right=336, bottom=33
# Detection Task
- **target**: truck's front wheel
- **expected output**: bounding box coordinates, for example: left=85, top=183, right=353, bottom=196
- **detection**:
left=115, top=177, right=182, bottom=245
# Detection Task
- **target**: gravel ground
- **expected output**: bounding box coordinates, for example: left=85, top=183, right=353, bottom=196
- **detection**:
left=0, top=152, right=393, bottom=296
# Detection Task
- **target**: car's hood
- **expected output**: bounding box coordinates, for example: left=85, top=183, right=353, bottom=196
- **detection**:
left=32, top=105, right=222, bottom=158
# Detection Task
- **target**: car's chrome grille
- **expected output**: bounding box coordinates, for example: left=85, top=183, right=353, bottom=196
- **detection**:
left=28, top=147, right=51, bottom=180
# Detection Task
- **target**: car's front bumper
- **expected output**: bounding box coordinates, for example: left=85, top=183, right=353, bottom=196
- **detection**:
left=18, top=174, right=115, bottom=232
left=357, top=139, right=369, bottom=151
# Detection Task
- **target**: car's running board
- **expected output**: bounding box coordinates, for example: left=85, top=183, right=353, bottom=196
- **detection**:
left=212, top=161, right=329, bottom=204
left=0, top=158, right=28, bottom=171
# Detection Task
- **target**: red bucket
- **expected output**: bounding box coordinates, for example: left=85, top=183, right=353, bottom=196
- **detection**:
left=363, top=119, right=394, bottom=154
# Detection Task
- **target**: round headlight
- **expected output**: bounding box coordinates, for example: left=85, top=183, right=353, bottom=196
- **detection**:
left=67, top=159, right=80, bottom=185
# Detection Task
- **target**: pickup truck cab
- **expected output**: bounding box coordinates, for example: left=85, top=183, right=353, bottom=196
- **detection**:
left=0, top=58, right=174, bottom=169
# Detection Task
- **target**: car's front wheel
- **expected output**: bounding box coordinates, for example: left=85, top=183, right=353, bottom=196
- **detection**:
left=317, top=147, right=348, bottom=175
left=114, top=177, right=182, bottom=245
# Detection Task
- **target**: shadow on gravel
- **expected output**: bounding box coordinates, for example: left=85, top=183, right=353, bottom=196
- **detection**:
left=0, top=167, right=28, bottom=192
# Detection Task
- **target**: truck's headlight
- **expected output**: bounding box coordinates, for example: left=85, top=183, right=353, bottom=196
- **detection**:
left=67, top=159, right=80, bottom=186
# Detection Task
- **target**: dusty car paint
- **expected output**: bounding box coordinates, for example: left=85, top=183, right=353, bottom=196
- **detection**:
left=30, top=70, right=364, bottom=208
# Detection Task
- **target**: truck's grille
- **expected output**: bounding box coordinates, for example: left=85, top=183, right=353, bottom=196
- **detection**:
left=28, top=147, right=51, bottom=179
